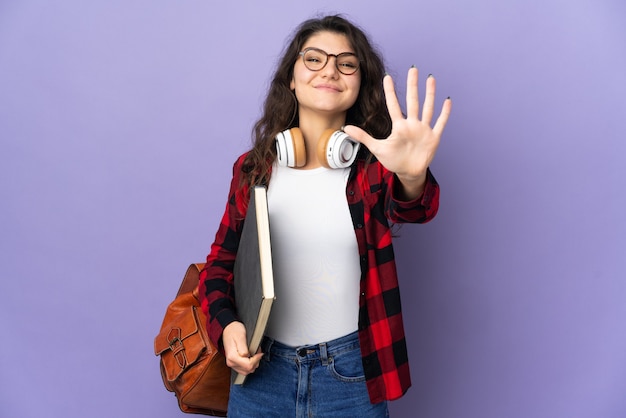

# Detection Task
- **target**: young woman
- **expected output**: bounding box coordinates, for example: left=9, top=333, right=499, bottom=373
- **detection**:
left=199, top=14, right=451, bottom=417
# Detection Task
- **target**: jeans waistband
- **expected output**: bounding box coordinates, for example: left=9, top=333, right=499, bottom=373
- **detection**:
left=261, top=331, right=360, bottom=364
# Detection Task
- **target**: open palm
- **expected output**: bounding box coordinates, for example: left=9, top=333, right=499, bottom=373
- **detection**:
left=344, top=67, right=451, bottom=182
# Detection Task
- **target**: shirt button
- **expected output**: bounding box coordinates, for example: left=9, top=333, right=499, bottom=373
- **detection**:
left=348, top=190, right=355, bottom=196
left=356, top=223, right=363, bottom=228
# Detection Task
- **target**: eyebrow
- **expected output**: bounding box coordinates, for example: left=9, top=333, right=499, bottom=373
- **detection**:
left=303, top=46, right=356, bottom=55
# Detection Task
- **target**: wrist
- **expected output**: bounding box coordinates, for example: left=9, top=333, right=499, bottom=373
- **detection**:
left=395, top=172, right=427, bottom=201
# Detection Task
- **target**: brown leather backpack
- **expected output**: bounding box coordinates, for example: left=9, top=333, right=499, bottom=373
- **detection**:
left=154, top=263, right=230, bottom=416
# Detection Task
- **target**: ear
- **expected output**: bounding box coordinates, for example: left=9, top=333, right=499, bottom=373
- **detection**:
left=289, top=78, right=295, bottom=90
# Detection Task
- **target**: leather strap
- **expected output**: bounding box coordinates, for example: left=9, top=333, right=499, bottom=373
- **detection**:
left=177, top=263, right=205, bottom=297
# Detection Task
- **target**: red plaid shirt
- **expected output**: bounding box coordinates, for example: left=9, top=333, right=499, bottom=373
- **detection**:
left=199, top=152, right=439, bottom=403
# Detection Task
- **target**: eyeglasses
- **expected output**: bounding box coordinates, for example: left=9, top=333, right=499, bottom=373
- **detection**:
left=298, top=47, right=360, bottom=75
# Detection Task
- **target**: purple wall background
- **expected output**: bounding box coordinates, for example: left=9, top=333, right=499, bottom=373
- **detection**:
left=1, top=1, right=624, bottom=417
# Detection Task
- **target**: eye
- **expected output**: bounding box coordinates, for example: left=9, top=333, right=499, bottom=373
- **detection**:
left=337, top=53, right=358, bottom=66
left=337, top=56, right=358, bottom=69
left=305, top=50, right=325, bottom=62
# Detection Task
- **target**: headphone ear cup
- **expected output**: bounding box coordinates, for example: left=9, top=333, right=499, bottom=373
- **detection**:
left=275, top=128, right=307, bottom=167
left=316, top=129, right=335, bottom=169
left=317, top=129, right=361, bottom=169
left=290, top=128, right=307, bottom=167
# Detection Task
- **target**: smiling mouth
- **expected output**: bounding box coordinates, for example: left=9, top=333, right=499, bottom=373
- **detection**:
left=315, top=84, right=342, bottom=92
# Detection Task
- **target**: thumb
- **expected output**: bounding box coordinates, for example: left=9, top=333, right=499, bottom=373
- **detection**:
left=343, top=125, right=376, bottom=150
left=234, top=334, right=250, bottom=358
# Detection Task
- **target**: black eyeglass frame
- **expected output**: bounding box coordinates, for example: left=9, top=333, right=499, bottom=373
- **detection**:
left=298, top=47, right=360, bottom=75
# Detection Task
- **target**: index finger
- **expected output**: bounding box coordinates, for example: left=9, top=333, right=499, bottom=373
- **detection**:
left=383, top=74, right=404, bottom=120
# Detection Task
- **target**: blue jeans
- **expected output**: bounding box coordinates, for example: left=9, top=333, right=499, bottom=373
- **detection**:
left=227, top=331, right=389, bottom=417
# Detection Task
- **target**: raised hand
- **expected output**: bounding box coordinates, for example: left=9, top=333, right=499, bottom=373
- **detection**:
left=344, top=67, right=451, bottom=199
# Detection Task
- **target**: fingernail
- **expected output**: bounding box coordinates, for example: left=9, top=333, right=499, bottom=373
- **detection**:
left=447, top=96, right=451, bottom=100
left=410, top=65, right=416, bottom=69
left=428, top=73, right=433, bottom=78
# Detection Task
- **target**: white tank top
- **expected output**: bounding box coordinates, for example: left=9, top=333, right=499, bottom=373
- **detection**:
left=265, top=164, right=360, bottom=346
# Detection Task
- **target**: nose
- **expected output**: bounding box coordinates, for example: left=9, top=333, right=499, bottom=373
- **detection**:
left=320, top=56, right=340, bottom=78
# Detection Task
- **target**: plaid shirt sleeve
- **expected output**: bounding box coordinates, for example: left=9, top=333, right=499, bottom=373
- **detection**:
left=348, top=158, right=439, bottom=403
left=198, top=154, right=250, bottom=349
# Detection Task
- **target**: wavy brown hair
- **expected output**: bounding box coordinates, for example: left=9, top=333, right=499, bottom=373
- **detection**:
left=241, top=15, right=391, bottom=187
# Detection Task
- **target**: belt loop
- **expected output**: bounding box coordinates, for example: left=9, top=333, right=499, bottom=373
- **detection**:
left=320, top=342, right=329, bottom=366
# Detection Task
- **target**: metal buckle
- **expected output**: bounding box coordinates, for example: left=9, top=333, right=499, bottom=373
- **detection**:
left=167, top=328, right=187, bottom=369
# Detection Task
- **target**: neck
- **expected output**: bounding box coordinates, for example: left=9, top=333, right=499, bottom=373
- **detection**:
left=298, top=110, right=345, bottom=141
left=296, top=111, right=346, bottom=169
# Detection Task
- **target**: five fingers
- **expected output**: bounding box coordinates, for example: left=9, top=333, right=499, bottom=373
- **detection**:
left=383, top=67, right=451, bottom=134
